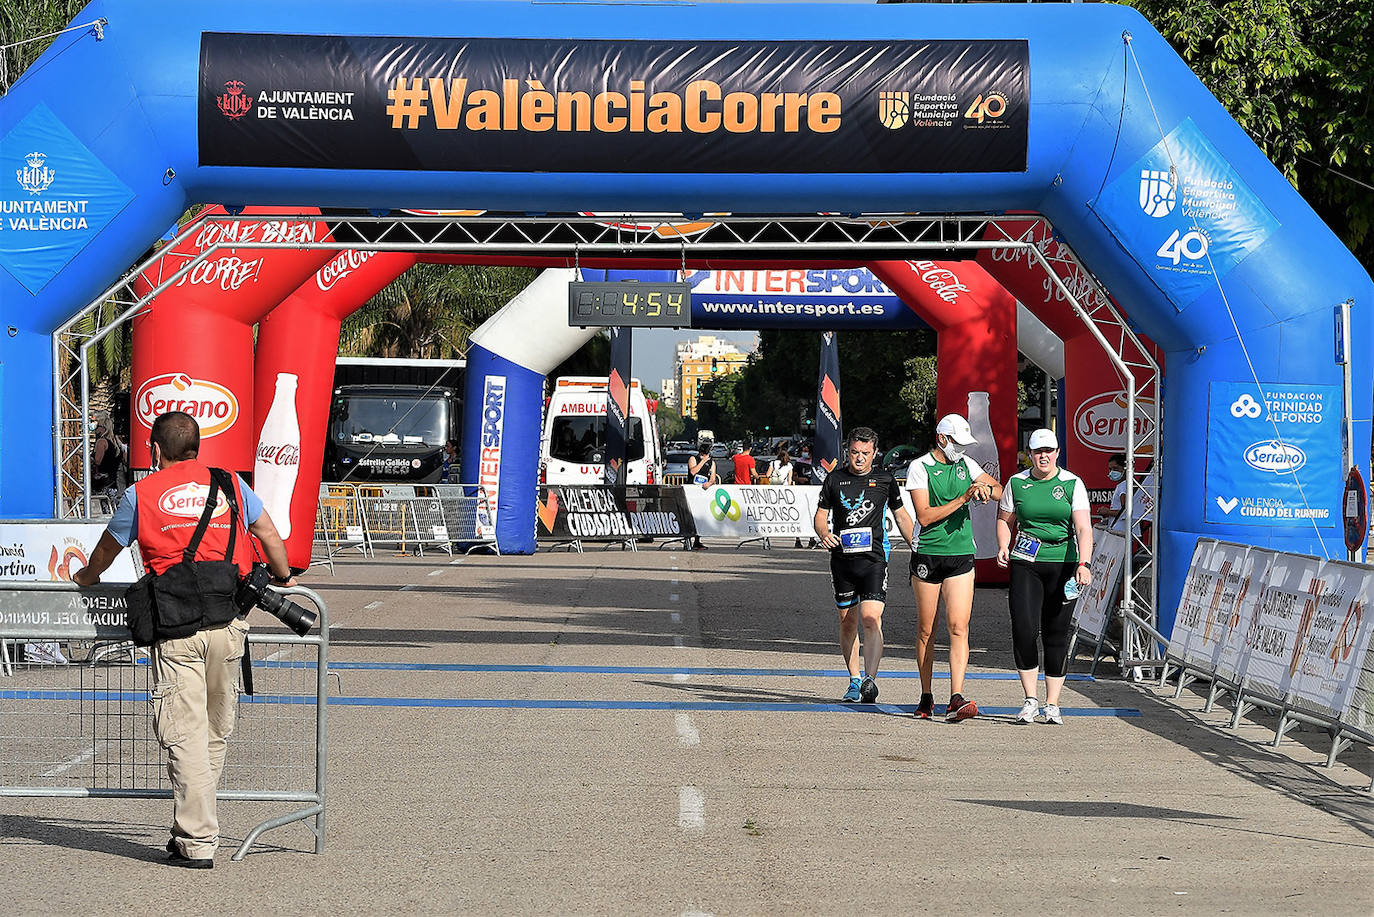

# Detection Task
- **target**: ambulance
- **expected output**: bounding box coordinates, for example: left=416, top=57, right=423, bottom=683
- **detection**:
left=540, top=376, right=665, bottom=485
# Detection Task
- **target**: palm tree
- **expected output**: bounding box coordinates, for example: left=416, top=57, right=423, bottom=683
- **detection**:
left=339, top=264, right=537, bottom=358
left=1, top=1, right=93, bottom=93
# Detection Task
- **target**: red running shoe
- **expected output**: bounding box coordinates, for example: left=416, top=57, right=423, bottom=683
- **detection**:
left=945, top=693, right=979, bottom=723
left=913, top=693, right=935, bottom=719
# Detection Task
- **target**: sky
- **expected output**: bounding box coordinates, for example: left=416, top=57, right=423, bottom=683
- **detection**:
left=631, top=329, right=760, bottom=395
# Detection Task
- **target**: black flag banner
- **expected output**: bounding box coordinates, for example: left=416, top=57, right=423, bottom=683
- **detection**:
left=200, top=35, right=1028, bottom=173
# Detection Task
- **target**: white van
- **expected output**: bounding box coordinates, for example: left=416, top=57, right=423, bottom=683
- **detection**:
left=541, top=376, right=665, bottom=485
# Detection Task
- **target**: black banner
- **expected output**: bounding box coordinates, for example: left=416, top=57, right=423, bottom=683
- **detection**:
left=604, top=329, right=632, bottom=487
left=537, top=486, right=696, bottom=540
left=200, top=35, right=1028, bottom=173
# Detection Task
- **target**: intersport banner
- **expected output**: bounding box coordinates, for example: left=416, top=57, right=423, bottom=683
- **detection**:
left=199, top=35, right=1029, bottom=173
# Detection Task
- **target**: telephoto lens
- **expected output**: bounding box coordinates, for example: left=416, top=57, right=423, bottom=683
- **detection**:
left=234, top=564, right=318, bottom=636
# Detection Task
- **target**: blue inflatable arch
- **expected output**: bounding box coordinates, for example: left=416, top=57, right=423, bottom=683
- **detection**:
left=2, top=1, right=1369, bottom=628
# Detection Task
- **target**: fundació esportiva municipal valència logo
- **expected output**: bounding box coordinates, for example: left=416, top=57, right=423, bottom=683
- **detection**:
left=16, top=151, right=55, bottom=195
left=1138, top=168, right=1176, bottom=218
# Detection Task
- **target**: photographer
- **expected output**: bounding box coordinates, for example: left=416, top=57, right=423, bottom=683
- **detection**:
left=74, top=411, right=294, bottom=869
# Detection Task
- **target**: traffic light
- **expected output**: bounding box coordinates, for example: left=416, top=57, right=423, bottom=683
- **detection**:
left=710, top=357, right=719, bottom=373
left=764, top=425, right=770, bottom=432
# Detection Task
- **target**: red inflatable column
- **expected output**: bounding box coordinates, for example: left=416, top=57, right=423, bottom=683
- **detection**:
left=977, top=221, right=1163, bottom=508
left=131, top=207, right=332, bottom=473
left=254, top=252, right=418, bottom=569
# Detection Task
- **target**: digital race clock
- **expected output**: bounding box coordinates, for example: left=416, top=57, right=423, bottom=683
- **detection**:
left=567, top=281, right=693, bottom=328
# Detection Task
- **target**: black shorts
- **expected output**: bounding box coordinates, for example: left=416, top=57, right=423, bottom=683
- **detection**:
left=910, top=552, right=975, bottom=584
left=830, top=555, right=889, bottom=606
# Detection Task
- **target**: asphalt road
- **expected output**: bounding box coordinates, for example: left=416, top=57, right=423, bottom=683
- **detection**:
left=2, top=542, right=1371, bottom=915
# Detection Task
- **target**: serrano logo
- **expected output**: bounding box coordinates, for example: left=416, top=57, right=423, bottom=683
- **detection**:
left=157, top=482, right=230, bottom=519
left=386, top=77, right=842, bottom=136
left=135, top=373, right=239, bottom=438
left=1072, top=392, right=1157, bottom=455
left=1244, top=440, right=1306, bottom=474
left=217, top=81, right=254, bottom=120
left=478, top=375, right=507, bottom=527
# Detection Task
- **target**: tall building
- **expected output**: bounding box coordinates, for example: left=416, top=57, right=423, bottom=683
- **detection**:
left=659, top=377, right=677, bottom=409
left=674, top=335, right=750, bottom=419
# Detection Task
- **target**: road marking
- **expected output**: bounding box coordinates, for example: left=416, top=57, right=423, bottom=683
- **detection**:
left=673, top=635, right=685, bottom=649
left=671, top=579, right=679, bottom=586
left=5, top=691, right=1143, bottom=716
left=670, top=612, right=681, bottom=624
left=399, top=584, right=418, bottom=592
left=672, top=673, right=691, bottom=683
left=427, top=569, right=445, bottom=577
left=670, top=593, right=680, bottom=601
left=679, top=786, right=705, bottom=832
left=41, top=744, right=102, bottom=778
left=675, top=712, right=700, bottom=746
left=293, top=662, right=1097, bottom=680
left=448, top=557, right=465, bottom=565
left=364, top=601, right=383, bottom=610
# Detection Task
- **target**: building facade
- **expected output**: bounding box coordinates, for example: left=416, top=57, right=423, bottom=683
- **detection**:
left=674, top=336, right=750, bottom=419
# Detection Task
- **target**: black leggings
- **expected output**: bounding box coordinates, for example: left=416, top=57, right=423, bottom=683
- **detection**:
left=1008, top=559, right=1078, bottom=678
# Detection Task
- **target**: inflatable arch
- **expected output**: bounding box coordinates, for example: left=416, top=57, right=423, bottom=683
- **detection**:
left=1, top=1, right=1369, bottom=631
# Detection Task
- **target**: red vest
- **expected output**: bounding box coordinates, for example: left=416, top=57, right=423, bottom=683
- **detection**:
left=135, top=460, right=254, bottom=576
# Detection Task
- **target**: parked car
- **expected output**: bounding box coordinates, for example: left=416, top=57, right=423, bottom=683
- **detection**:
left=664, top=451, right=695, bottom=479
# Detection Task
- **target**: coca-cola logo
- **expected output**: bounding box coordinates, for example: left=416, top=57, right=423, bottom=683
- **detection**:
left=909, top=260, right=970, bottom=304
left=316, top=250, right=378, bottom=292
left=191, top=218, right=318, bottom=250
left=174, top=254, right=264, bottom=291
left=135, top=373, right=239, bottom=438
left=256, top=443, right=301, bottom=466
left=157, top=482, right=230, bottom=519
left=1072, top=391, right=1156, bottom=455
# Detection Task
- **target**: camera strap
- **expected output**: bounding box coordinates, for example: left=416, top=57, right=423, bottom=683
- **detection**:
left=210, top=468, right=260, bottom=564
left=182, top=471, right=237, bottom=565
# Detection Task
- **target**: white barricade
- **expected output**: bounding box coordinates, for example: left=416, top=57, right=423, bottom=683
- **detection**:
left=1069, top=527, right=1128, bottom=670
left=1167, top=540, right=1374, bottom=773
left=680, top=485, right=917, bottom=547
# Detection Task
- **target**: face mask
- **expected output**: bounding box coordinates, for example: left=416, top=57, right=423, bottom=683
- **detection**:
left=87, top=421, right=99, bottom=433
left=1108, top=469, right=1124, bottom=482
left=941, top=438, right=966, bottom=461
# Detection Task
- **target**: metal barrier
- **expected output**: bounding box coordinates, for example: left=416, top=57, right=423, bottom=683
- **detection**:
left=0, top=582, right=330, bottom=859
left=313, top=483, right=494, bottom=561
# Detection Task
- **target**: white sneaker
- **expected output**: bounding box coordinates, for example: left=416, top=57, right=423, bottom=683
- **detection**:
left=1015, top=697, right=1038, bottom=725
left=1042, top=703, right=1064, bottom=725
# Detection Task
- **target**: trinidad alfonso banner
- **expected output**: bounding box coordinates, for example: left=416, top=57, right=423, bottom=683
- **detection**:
left=199, top=36, right=1029, bottom=173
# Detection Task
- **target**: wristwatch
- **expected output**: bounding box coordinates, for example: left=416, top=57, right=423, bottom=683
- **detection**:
left=1078, top=561, right=1092, bottom=569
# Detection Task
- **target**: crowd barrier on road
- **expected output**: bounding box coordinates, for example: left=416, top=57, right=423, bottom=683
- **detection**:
left=1163, top=539, right=1374, bottom=786
left=0, top=582, right=332, bottom=859
left=313, top=483, right=494, bottom=566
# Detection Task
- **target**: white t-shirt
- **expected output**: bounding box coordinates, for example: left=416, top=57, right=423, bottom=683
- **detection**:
left=769, top=460, right=793, bottom=484
left=1109, top=473, right=1156, bottom=535
left=904, top=452, right=985, bottom=493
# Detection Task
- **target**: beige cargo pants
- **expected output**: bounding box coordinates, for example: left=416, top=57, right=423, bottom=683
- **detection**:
left=150, top=617, right=249, bottom=860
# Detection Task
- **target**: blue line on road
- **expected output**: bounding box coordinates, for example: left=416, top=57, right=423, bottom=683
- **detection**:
left=0, top=690, right=1140, bottom=716
left=255, top=661, right=1097, bottom=681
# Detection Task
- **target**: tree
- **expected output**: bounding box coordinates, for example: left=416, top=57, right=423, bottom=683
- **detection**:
left=339, top=264, right=535, bottom=358
left=0, top=0, right=91, bottom=92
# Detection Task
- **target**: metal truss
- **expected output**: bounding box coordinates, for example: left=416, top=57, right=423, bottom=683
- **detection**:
left=54, top=210, right=1160, bottom=663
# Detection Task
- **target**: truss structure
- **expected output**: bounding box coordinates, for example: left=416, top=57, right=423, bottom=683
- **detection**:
left=53, top=210, right=1162, bottom=671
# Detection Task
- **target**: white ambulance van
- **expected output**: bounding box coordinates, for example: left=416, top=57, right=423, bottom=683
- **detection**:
left=540, top=376, right=665, bottom=485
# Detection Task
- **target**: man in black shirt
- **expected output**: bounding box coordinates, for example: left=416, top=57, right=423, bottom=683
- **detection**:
left=686, top=439, right=719, bottom=551
left=814, top=426, right=916, bottom=703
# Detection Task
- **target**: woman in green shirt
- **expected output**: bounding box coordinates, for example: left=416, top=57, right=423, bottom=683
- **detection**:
left=995, top=428, right=1093, bottom=725
left=906, top=414, right=1002, bottom=722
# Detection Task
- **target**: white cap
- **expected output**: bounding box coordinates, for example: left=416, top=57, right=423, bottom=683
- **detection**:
left=935, top=414, right=977, bottom=445
left=1028, top=428, right=1059, bottom=451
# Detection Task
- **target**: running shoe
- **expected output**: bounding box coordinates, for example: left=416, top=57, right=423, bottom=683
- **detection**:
left=1042, top=703, right=1064, bottom=725
left=842, top=678, right=863, bottom=703
left=913, top=693, right=935, bottom=719
left=1015, top=697, right=1038, bottom=725
left=859, top=676, right=879, bottom=704
left=945, top=693, right=978, bottom=723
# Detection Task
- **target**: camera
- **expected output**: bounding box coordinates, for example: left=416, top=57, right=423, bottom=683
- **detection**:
left=234, top=563, right=317, bottom=637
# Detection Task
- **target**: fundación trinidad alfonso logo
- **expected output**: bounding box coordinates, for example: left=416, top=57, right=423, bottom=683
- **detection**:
left=709, top=489, right=742, bottom=522
left=135, top=373, right=240, bottom=438
left=17, top=151, right=55, bottom=195
left=217, top=80, right=254, bottom=120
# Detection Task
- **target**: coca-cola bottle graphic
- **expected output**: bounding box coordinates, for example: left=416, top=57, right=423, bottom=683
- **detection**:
left=255, top=372, right=301, bottom=539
